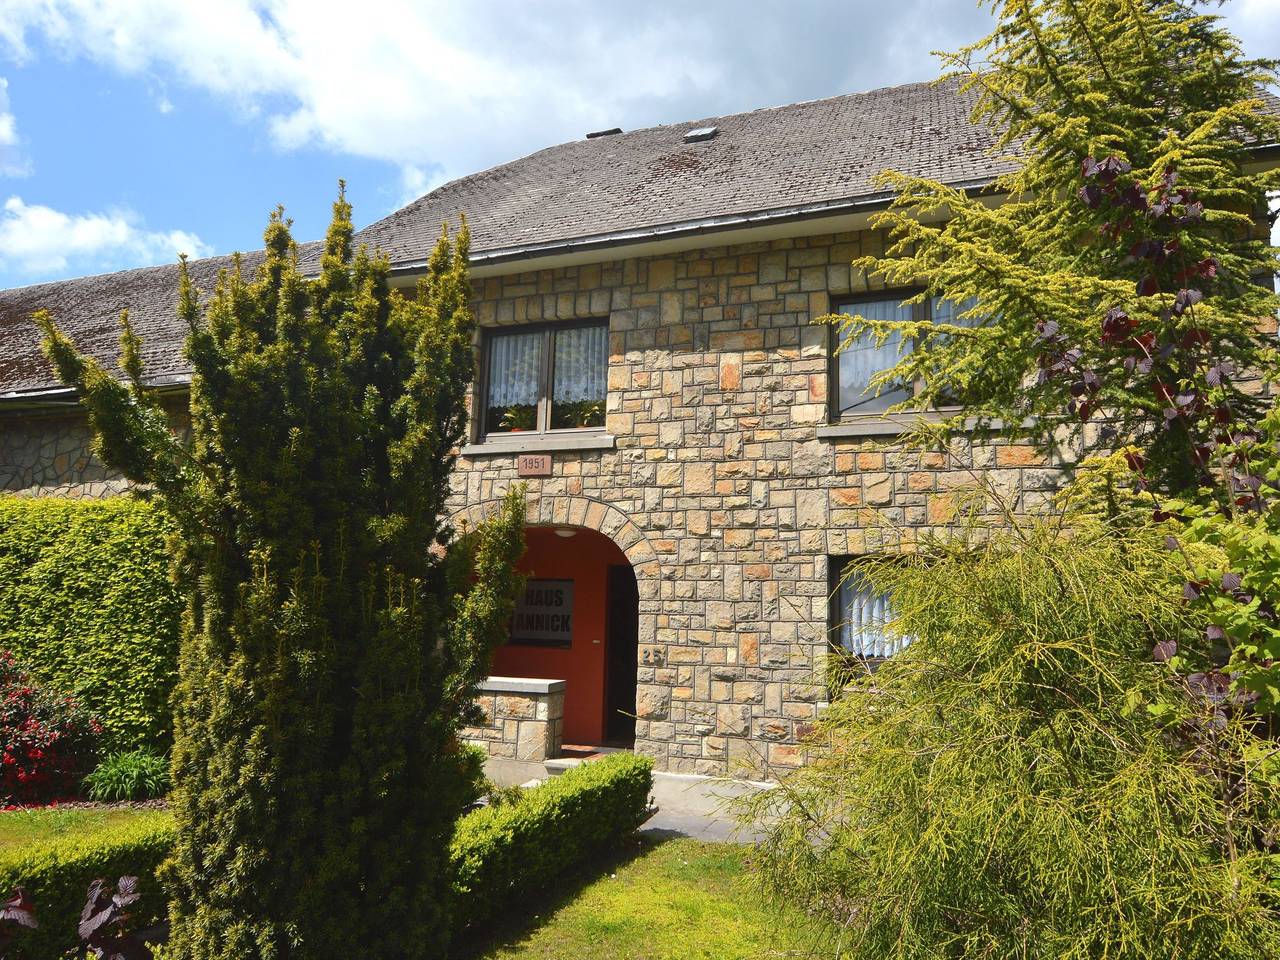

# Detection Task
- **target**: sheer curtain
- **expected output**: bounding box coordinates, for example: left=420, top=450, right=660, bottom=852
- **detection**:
left=551, top=323, right=607, bottom=428
left=553, top=324, right=607, bottom=403
left=487, top=330, right=543, bottom=409
left=837, top=298, right=914, bottom=415
left=836, top=569, right=909, bottom=658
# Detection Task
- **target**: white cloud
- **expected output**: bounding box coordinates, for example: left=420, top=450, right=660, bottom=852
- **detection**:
left=1, top=0, right=1274, bottom=219
left=0, top=77, right=30, bottom=177
left=0, top=0, right=991, bottom=208
left=0, top=196, right=211, bottom=278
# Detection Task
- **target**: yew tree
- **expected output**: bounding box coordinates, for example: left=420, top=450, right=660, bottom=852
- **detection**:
left=36, top=189, right=524, bottom=960
left=833, top=0, right=1280, bottom=495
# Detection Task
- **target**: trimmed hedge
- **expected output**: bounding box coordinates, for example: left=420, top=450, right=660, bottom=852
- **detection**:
left=1, top=810, right=175, bottom=959
left=0, top=496, right=180, bottom=752
left=449, top=752, right=654, bottom=936
left=0, top=753, right=652, bottom=954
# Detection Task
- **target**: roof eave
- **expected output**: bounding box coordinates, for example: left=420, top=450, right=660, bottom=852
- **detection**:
left=387, top=176, right=1003, bottom=278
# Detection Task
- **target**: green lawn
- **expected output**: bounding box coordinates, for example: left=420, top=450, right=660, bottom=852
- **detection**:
left=0, top=815, right=827, bottom=958
left=461, top=836, right=830, bottom=960
left=0, top=806, right=171, bottom=852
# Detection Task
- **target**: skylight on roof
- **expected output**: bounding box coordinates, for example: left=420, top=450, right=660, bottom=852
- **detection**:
left=683, top=126, right=718, bottom=143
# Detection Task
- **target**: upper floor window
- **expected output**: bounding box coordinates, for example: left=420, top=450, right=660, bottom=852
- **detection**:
left=831, top=293, right=978, bottom=420
left=829, top=557, right=910, bottom=660
left=481, top=320, right=608, bottom=437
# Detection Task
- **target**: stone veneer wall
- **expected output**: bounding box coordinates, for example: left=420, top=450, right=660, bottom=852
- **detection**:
left=451, top=227, right=1060, bottom=778
left=0, top=226, right=1060, bottom=777
left=464, top=677, right=566, bottom=763
left=0, top=409, right=130, bottom=498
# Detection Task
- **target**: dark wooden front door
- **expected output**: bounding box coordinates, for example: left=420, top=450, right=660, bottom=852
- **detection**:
left=605, top=564, right=639, bottom=744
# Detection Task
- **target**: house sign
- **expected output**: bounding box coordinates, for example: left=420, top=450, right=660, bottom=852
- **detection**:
left=510, top=578, right=574, bottom=647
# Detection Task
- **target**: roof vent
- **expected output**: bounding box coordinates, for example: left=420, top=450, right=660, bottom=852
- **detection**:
left=683, top=126, right=718, bottom=143
left=586, top=127, right=622, bottom=139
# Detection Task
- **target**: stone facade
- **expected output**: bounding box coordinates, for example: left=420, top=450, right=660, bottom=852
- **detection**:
left=464, top=677, right=566, bottom=763
left=0, top=409, right=128, bottom=498
left=450, top=227, right=1058, bottom=777
left=0, top=225, right=1058, bottom=778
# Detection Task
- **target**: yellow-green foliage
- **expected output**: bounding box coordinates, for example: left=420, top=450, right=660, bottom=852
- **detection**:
left=450, top=753, right=654, bottom=937
left=0, top=496, right=179, bottom=752
left=826, top=0, right=1280, bottom=494
left=36, top=189, right=527, bottom=960
left=0, top=810, right=175, bottom=959
left=745, top=517, right=1280, bottom=959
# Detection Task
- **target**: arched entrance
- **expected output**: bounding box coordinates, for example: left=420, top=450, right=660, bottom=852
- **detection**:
left=455, top=496, right=658, bottom=749
left=491, top=526, right=636, bottom=745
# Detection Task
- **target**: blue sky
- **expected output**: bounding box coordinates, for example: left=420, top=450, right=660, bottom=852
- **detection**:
left=0, top=0, right=1276, bottom=290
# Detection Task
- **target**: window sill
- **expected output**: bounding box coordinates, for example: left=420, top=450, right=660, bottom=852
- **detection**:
left=818, top=409, right=992, bottom=440
left=460, top=432, right=616, bottom=457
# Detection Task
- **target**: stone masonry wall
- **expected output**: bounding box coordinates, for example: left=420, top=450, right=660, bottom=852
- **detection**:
left=463, top=678, right=566, bottom=763
left=451, top=227, right=1059, bottom=778
left=0, top=226, right=1059, bottom=778
left=0, top=409, right=129, bottom=498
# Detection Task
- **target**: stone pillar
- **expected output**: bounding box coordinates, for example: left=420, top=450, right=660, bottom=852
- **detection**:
left=463, top=677, right=566, bottom=762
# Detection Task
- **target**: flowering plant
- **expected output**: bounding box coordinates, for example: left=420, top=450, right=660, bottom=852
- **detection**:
left=0, top=651, right=100, bottom=804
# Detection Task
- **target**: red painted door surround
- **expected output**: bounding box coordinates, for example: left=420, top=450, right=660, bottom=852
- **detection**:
left=490, top=526, right=631, bottom=745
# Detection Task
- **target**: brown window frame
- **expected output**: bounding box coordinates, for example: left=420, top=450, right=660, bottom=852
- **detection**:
left=477, top=318, right=609, bottom=441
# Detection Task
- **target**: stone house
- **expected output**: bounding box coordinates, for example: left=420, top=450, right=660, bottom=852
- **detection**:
left=3, top=79, right=1272, bottom=780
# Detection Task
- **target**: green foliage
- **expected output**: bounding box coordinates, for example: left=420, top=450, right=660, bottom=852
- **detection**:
left=0, top=755, right=651, bottom=957
left=83, top=748, right=171, bottom=802
left=35, top=187, right=527, bottom=960
left=743, top=517, right=1280, bottom=959
left=0, top=496, right=179, bottom=752
left=465, top=838, right=827, bottom=960
left=450, top=753, right=654, bottom=937
left=1161, top=402, right=1280, bottom=709
left=828, top=0, right=1280, bottom=495
left=0, top=810, right=174, bottom=959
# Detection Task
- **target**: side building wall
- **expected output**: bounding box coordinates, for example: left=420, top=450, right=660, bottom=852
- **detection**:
left=0, top=227, right=1061, bottom=776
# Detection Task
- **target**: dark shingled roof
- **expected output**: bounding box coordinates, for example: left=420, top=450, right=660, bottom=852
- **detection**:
left=3, top=78, right=1276, bottom=397
left=2, top=247, right=311, bottom=398
left=352, top=76, right=1009, bottom=266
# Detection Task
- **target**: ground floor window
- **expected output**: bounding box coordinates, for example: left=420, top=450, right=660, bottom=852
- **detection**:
left=828, top=556, right=910, bottom=660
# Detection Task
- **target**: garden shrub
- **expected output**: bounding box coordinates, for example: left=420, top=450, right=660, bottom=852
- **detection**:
left=39, top=193, right=526, bottom=960
left=450, top=752, right=654, bottom=937
left=0, top=810, right=175, bottom=959
left=0, top=652, right=100, bottom=805
left=743, top=517, right=1280, bottom=959
left=84, top=748, right=171, bottom=802
left=0, top=496, right=179, bottom=753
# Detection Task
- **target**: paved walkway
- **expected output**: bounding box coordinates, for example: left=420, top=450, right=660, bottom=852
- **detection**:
left=638, top=771, right=770, bottom=844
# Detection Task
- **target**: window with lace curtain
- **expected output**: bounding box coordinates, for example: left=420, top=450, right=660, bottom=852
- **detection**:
left=480, top=320, right=609, bottom=437
left=829, top=557, right=911, bottom=660
left=831, top=292, right=980, bottom=420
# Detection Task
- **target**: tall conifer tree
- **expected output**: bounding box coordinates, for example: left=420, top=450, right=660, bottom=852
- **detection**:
left=36, top=189, right=524, bottom=959
left=833, top=0, right=1280, bottom=494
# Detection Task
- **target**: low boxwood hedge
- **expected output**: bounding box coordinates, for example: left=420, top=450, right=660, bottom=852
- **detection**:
left=0, top=810, right=176, bottom=959
left=450, top=752, right=655, bottom=935
left=0, top=752, right=653, bottom=954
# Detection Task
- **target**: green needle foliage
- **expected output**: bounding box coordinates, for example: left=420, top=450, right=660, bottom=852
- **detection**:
left=743, top=516, right=1280, bottom=958
left=830, top=0, right=1280, bottom=494
left=34, top=188, right=525, bottom=960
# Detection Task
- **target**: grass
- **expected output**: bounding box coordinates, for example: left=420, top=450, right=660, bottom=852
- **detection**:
left=0, top=806, right=170, bottom=852
left=461, top=835, right=829, bottom=960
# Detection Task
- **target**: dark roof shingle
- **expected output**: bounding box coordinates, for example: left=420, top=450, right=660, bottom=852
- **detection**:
left=353, top=76, right=1009, bottom=265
